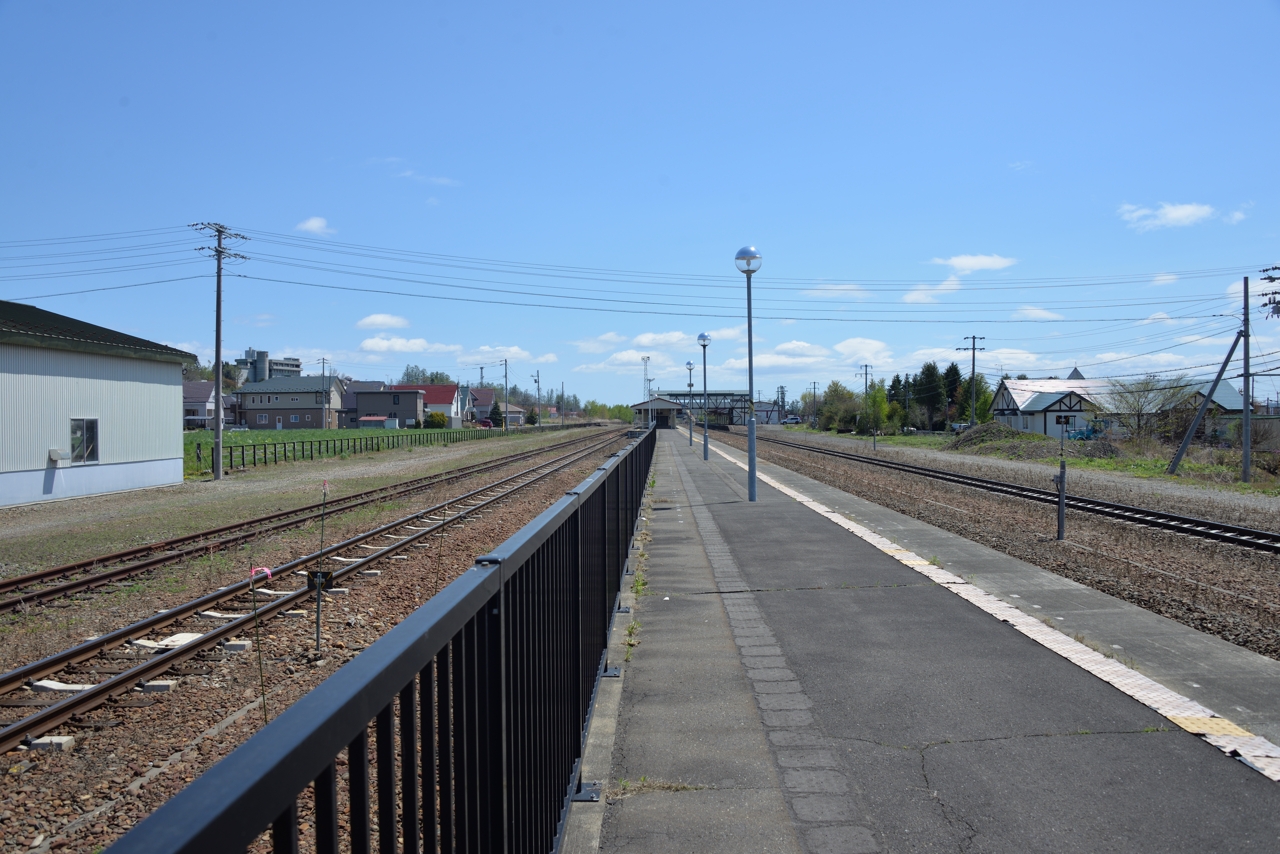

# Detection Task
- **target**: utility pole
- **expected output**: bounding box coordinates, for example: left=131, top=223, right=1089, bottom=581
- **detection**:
left=321, top=357, right=328, bottom=429
left=860, top=365, right=871, bottom=396
left=641, top=356, right=651, bottom=426
left=957, top=336, right=986, bottom=427
left=811, top=381, right=819, bottom=427
left=531, top=370, right=541, bottom=428
left=561, top=380, right=565, bottom=428
left=503, top=359, right=508, bottom=433
left=191, top=223, right=248, bottom=481
left=1243, top=276, right=1252, bottom=483
left=777, top=385, right=786, bottom=417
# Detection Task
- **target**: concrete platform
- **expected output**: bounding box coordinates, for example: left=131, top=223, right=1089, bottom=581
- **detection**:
left=585, top=432, right=1280, bottom=853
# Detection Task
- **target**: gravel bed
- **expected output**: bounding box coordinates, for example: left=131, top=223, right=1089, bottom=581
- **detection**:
left=758, top=429, right=1280, bottom=531
left=0, top=442, right=623, bottom=854
left=720, top=432, right=1280, bottom=662
left=0, top=429, right=611, bottom=574
left=0, top=433, right=617, bottom=675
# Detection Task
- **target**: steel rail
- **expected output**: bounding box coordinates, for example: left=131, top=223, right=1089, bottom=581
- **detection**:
left=750, top=434, right=1280, bottom=553
left=0, top=430, right=619, bottom=609
left=0, top=434, right=622, bottom=754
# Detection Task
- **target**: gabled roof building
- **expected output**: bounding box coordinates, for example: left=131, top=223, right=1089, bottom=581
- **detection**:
left=1, top=299, right=195, bottom=507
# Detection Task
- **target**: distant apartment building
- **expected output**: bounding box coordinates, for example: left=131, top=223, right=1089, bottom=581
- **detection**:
left=233, top=348, right=303, bottom=384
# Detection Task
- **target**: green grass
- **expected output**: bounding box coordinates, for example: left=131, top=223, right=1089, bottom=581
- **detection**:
left=782, top=427, right=950, bottom=449
left=180, top=426, right=493, bottom=477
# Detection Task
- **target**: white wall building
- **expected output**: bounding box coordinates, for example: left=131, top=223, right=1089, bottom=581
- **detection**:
left=0, top=300, right=194, bottom=507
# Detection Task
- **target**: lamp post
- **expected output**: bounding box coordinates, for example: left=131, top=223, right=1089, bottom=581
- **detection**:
left=699, top=333, right=710, bottom=460
left=686, top=361, right=695, bottom=446
left=735, top=246, right=762, bottom=501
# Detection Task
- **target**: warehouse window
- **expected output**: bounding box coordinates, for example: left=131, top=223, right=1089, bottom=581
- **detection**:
left=291, top=397, right=299, bottom=402
left=291, top=415, right=300, bottom=423
left=393, top=394, right=400, bottom=405
left=306, top=414, right=312, bottom=421
left=257, top=414, right=268, bottom=424
left=70, top=419, right=98, bottom=464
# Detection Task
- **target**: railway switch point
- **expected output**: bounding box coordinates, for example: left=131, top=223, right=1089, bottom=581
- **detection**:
left=222, top=639, right=252, bottom=652
left=141, top=680, right=179, bottom=693
left=28, top=736, right=75, bottom=752
left=32, top=680, right=93, bottom=693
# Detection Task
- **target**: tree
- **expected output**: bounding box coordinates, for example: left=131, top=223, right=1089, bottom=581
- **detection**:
left=957, top=374, right=994, bottom=423
left=943, top=362, right=964, bottom=419
left=1101, top=375, right=1194, bottom=440
left=525, top=408, right=539, bottom=426
left=399, top=365, right=452, bottom=385
left=915, top=362, right=946, bottom=429
left=818, top=380, right=857, bottom=431
left=861, top=380, right=888, bottom=434
left=424, top=411, right=448, bottom=429
left=607, top=404, right=635, bottom=423
left=488, top=400, right=503, bottom=423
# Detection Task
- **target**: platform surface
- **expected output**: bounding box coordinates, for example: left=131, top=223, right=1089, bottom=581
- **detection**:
left=593, top=431, right=1280, bottom=854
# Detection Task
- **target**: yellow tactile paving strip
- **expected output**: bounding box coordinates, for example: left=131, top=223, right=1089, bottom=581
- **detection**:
left=708, top=442, right=1280, bottom=782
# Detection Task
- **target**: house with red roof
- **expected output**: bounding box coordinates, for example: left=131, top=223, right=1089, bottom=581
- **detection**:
left=391, top=384, right=464, bottom=427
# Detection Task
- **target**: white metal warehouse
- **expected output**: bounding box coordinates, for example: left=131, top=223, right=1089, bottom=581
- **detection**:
left=0, top=299, right=195, bottom=508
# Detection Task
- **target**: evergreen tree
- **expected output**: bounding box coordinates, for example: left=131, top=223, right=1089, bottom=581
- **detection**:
left=915, top=362, right=946, bottom=429
left=488, top=400, right=503, bottom=423
left=943, top=362, right=964, bottom=414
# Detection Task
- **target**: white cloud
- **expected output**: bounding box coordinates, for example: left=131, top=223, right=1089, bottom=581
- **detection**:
left=356, top=313, right=410, bottom=329
left=632, top=331, right=691, bottom=348
left=573, top=349, right=675, bottom=373
left=832, top=337, right=892, bottom=364
left=234, top=313, right=276, bottom=328
left=722, top=353, right=827, bottom=370
left=532, top=352, right=558, bottom=363
left=1011, top=306, right=1064, bottom=321
left=932, top=255, right=1017, bottom=275
left=165, top=340, right=212, bottom=365
left=1118, top=202, right=1214, bottom=231
left=296, top=216, right=335, bottom=236
left=571, top=332, right=627, bottom=353
left=359, top=335, right=461, bottom=354
left=801, top=284, right=868, bottom=299
left=1152, top=273, right=1178, bottom=286
left=904, top=275, right=962, bottom=304
left=1226, top=210, right=1247, bottom=225
left=1009, top=161, right=1032, bottom=171
left=703, top=325, right=748, bottom=343
left=398, top=170, right=461, bottom=186
left=1140, top=312, right=1178, bottom=326
left=774, top=340, right=831, bottom=357
left=778, top=318, right=796, bottom=325
left=459, top=345, right=532, bottom=363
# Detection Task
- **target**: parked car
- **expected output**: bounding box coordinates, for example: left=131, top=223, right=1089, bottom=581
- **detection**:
left=477, top=419, right=493, bottom=428
left=782, top=416, right=802, bottom=424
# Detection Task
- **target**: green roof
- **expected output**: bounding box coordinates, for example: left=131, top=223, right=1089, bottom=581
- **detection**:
left=0, top=299, right=196, bottom=364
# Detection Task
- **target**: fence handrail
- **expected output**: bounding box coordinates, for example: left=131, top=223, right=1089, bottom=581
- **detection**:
left=113, top=426, right=655, bottom=854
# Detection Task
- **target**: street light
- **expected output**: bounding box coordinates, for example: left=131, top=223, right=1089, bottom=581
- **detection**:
left=698, top=333, right=710, bottom=461
left=735, top=245, right=762, bottom=501
left=686, top=360, right=695, bottom=446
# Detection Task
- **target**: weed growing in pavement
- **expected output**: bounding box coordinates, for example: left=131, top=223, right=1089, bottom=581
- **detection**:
left=1141, top=725, right=1170, bottom=733
left=624, top=620, right=641, bottom=661
left=928, top=556, right=943, bottom=567
left=609, top=776, right=705, bottom=799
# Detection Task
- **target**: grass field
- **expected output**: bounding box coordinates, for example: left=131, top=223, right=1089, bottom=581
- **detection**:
left=181, top=427, right=500, bottom=477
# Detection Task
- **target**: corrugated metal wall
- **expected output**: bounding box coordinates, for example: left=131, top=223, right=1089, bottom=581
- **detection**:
left=0, top=343, right=183, bottom=473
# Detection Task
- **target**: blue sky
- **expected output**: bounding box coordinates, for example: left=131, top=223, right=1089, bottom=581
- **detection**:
left=3, top=1, right=1279, bottom=405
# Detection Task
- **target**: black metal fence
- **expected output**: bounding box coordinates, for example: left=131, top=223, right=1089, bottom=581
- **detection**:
left=113, top=426, right=656, bottom=854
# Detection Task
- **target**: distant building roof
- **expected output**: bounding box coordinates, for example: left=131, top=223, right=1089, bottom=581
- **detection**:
left=183, top=380, right=217, bottom=404
left=499, top=402, right=524, bottom=413
left=630, top=397, right=683, bottom=409
left=0, top=299, right=195, bottom=364
left=339, top=380, right=386, bottom=410
left=392, top=384, right=458, bottom=405
left=471, top=387, right=497, bottom=409
left=241, top=375, right=345, bottom=395
left=997, top=377, right=1244, bottom=414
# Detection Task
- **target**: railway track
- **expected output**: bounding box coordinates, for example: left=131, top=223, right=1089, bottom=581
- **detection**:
left=0, top=432, right=622, bottom=754
left=749, top=433, right=1280, bottom=554
left=0, top=429, right=619, bottom=613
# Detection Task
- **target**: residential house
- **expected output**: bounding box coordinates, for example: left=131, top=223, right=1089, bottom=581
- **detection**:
left=500, top=402, right=525, bottom=428
left=238, top=375, right=345, bottom=430
left=1, top=299, right=194, bottom=507
left=392, top=384, right=463, bottom=427
left=991, top=369, right=1245, bottom=440
left=354, top=389, right=425, bottom=428
left=183, top=381, right=217, bottom=429
left=469, top=387, right=498, bottom=422
left=339, top=380, right=387, bottom=427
